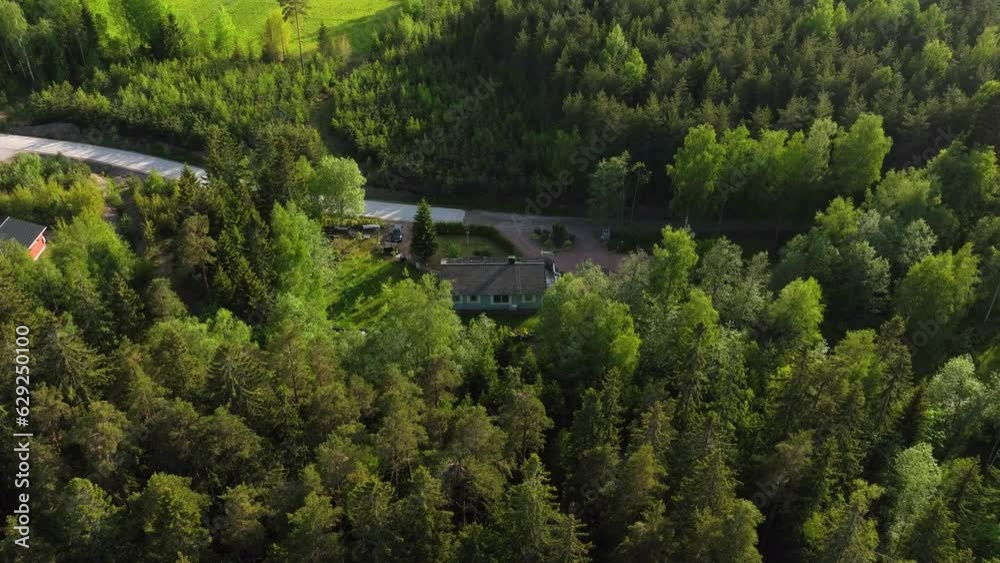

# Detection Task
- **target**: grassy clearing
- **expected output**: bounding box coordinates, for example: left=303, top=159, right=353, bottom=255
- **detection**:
left=166, top=0, right=401, bottom=54
left=432, top=234, right=510, bottom=265
left=328, top=235, right=410, bottom=328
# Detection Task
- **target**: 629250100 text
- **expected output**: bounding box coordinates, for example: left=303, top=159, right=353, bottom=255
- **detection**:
left=11, top=325, right=32, bottom=549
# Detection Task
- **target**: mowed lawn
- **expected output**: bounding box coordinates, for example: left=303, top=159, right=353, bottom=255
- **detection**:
left=431, top=234, right=511, bottom=266
left=170, top=0, right=400, bottom=53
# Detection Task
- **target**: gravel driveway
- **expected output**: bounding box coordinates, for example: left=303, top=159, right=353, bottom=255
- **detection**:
left=464, top=210, right=624, bottom=273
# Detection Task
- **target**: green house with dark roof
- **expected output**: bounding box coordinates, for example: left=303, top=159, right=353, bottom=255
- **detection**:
left=437, top=257, right=558, bottom=311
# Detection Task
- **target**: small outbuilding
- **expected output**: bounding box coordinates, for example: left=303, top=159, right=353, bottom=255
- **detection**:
left=0, top=217, right=47, bottom=261
left=438, top=256, right=557, bottom=311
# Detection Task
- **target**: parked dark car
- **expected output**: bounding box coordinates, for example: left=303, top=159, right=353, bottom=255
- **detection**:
left=389, top=224, right=404, bottom=243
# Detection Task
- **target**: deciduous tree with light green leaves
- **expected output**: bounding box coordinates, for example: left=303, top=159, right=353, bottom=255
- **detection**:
left=649, top=225, right=698, bottom=302
left=830, top=113, right=893, bottom=197
left=212, top=6, right=238, bottom=56
left=588, top=152, right=629, bottom=227
left=667, top=124, right=726, bottom=223
left=536, top=265, right=640, bottom=388
left=768, top=277, right=825, bottom=347
left=922, top=355, right=1000, bottom=459
left=895, top=244, right=979, bottom=345
left=271, top=202, right=335, bottom=313
left=308, top=155, right=367, bottom=219
left=0, top=0, right=35, bottom=82
left=887, top=443, right=942, bottom=552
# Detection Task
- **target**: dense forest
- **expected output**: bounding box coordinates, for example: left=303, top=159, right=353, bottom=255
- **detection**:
left=1, top=0, right=1000, bottom=562
left=324, top=0, right=1000, bottom=202
left=13, top=0, right=1000, bottom=209
left=0, top=139, right=998, bottom=561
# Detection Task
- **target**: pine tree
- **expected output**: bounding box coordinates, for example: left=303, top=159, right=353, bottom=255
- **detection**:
left=411, top=199, right=438, bottom=263
left=279, top=0, right=309, bottom=71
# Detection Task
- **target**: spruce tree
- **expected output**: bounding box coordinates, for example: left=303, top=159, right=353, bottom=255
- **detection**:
left=412, top=199, right=438, bottom=264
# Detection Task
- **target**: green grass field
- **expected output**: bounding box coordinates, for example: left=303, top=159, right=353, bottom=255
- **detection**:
left=328, top=236, right=410, bottom=328
left=182, top=0, right=399, bottom=52
left=172, top=0, right=400, bottom=53
left=86, top=0, right=400, bottom=55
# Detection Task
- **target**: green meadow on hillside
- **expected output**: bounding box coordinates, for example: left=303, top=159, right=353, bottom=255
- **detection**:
left=173, top=0, right=401, bottom=52
left=85, top=0, right=400, bottom=54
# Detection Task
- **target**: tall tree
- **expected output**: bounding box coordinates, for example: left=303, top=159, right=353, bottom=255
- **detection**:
left=649, top=225, right=698, bottom=303
left=263, top=9, right=289, bottom=62
left=490, top=455, right=590, bottom=562
left=280, top=491, right=345, bottom=562
left=212, top=6, right=238, bottom=56
left=271, top=202, right=335, bottom=313
left=218, top=484, right=269, bottom=558
left=667, top=124, right=726, bottom=223
left=803, top=480, right=884, bottom=563
left=895, top=245, right=980, bottom=354
left=535, top=265, right=640, bottom=390
left=0, top=1, right=35, bottom=82
left=411, top=199, right=438, bottom=264
left=588, top=152, right=644, bottom=228
left=830, top=113, right=892, bottom=197
left=128, top=473, right=211, bottom=562
left=279, top=0, right=309, bottom=71
left=57, top=478, right=120, bottom=558
left=922, top=355, right=1000, bottom=458
left=497, top=381, right=553, bottom=462
left=308, top=155, right=366, bottom=218
left=388, top=467, right=456, bottom=562
left=887, top=443, right=942, bottom=553
left=176, top=214, right=216, bottom=294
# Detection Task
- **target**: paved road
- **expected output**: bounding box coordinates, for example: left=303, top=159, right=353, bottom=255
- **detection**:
left=363, top=199, right=465, bottom=223
left=0, top=133, right=622, bottom=270
left=0, top=133, right=467, bottom=222
left=0, top=134, right=208, bottom=180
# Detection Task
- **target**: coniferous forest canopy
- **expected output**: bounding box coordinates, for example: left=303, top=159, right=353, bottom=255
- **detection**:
left=0, top=0, right=999, bottom=562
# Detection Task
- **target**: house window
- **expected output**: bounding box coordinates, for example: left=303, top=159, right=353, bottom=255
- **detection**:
left=468, top=295, right=479, bottom=303
left=492, top=295, right=510, bottom=304
left=522, top=294, right=536, bottom=303
left=452, top=294, right=463, bottom=303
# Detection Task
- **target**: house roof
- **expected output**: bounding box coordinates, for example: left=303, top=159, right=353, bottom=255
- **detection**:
left=438, top=257, right=549, bottom=296
left=0, top=217, right=46, bottom=248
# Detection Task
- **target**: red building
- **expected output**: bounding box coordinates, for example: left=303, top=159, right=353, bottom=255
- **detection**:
left=0, top=217, right=48, bottom=261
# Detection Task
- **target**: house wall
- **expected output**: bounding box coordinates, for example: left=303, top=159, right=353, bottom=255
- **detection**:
left=27, top=236, right=46, bottom=261
left=452, top=293, right=542, bottom=311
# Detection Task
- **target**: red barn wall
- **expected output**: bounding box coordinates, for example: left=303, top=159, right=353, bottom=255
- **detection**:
left=28, top=236, right=46, bottom=261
